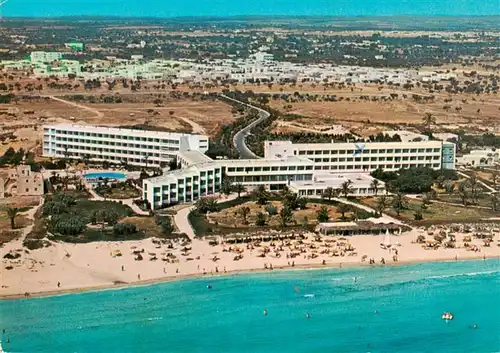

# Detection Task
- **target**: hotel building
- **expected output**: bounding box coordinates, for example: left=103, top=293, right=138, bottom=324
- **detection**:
left=264, top=140, right=456, bottom=172
left=42, top=124, right=209, bottom=167
left=143, top=139, right=455, bottom=209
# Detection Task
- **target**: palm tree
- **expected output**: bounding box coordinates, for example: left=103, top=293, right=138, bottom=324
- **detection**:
left=253, top=185, right=270, bottom=205
left=221, top=177, right=233, bottom=196
left=337, top=203, right=351, bottom=220
left=340, top=180, right=353, bottom=198
left=317, top=206, right=329, bottom=222
left=491, top=169, right=498, bottom=187
left=321, top=187, right=337, bottom=201
left=468, top=173, right=480, bottom=204
left=458, top=181, right=470, bottom=206
left=376, top=195, right=389, bottom=216
left=278, top=206, right=293, bottom=227
left=370, top=179, right=380, bottom=196
left=7, top=207, right=19, bottom=229
left=238, top=206, right=251, bottom=224
left=233, top=183, right=245, bottom=198
left=491, top=194, right=499, bottom=211
left=391, top=192, right=407, bottom=216
left=255, top=212, right=267, bottom=226
left=422, top=112, right=436, bottom=134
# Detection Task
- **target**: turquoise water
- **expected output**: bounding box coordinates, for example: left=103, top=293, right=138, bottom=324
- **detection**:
left=3, top=0, right=499, bottom=17
left=1, top=259, right=499, bottom=353
left=83, top=172, right=126, bottom=180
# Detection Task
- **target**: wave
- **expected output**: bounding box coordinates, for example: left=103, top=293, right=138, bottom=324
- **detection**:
left=304, top=294, right=315, bottom=298
left=425, top=270, right=499, bottom=280
left=147, top=317, right=163, bottom=321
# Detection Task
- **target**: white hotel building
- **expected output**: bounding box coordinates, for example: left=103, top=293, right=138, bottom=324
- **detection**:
left=42, top=124, right=209, bottom=167
left=143, top=139, right=455, bottom=209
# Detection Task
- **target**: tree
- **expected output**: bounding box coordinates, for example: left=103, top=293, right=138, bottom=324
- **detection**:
left=491, top=169, right=499, bottom=187
left=195, top=197, right=218, bottom=214
left=321, top=187, right=338, bottom=200
left=444, top=182, right=455, bottom=194
left=391, top=193, right=407, bottom=216
left=7, top=207, right=19, bottom=229
left=422, top=112, right=436, bottom=134
left=253, top=185, right=270, bottom=205
left=168, top=157, right=179, bottom=171
left=283, top=193, right=307, bottom=210
left=458, top=181, right=470, bottom=206
left=113, top=222, right=138, bottom=236
left=238, top=206, right=251, bottom=224
left=233, top=183, right=245, bottom=198
left=221, top=177, right=233, bottom=196
left=280, top=186, right=292, bottom=200
left=255, top=212, right=267, bottom=226
left=340, top=180, right=353, bottom=198
left=468, top=173, right=480, bottom=204
left=376, top=195, right=389, bottom=216
left=317, top=206, right=329, bottom=222
left=278, top=206, right=293, bottom=227
left=370, top=179, right=380, bottom=196
left=414, top=208, right=423, bottom=221
left=337, top=203, right=351, bottom=220
left=491, top=194, right=499, bottom=211
left=160, top=217, right=174, bottom=235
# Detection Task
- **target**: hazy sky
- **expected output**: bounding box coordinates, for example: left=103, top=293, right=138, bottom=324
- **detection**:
left=2, top=0, right=499, bottom=17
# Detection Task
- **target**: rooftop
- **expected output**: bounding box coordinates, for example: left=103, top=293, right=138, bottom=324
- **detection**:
left=44, top=123, right=208, bottom=139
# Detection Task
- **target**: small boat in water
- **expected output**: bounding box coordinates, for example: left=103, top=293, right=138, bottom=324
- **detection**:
left=442, top=312, right=454, bottom=320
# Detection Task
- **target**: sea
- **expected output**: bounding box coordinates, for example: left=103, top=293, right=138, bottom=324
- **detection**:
left=0, top=259, right=499, bottom=353
left=2, top=0, right=499, bottom=18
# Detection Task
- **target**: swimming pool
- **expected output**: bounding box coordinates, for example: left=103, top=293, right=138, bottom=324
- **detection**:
left=83, top=172, right=127, bottom=180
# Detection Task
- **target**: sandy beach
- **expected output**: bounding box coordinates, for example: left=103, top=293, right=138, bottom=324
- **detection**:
left=1, top=227, right=499, bottom=300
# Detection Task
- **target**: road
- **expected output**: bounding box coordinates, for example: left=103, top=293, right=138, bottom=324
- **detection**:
left=220, top=94, right=271, bottom=159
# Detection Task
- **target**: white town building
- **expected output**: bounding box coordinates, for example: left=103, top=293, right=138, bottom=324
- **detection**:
left=42, top=124, right=209, bottom=167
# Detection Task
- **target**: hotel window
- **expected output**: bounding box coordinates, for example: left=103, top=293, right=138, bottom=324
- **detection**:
left=386, top=149, right=394, bottom=153
left=395, top=149, right=402, bottom=153
left=402, top=149, right=409, bottom=153
left=339, top=158, right=346, bottom=162
left=379, top=149, right=386, bottom=153
left=330, top=150, right=338, bottom=154
left=338, top=150, right=346, bottom=155
left=331, top=158, right=338, bottom=162
left=299, top=151, right=306, bottom=155
left=433, top=148, right=440, bottom=153
left=426, top=148, right=433, bottom=153
left=254, top=167, right=262, bottom=172
left=236, top=167, right=244, bottom=172
left=410, top=149, right=417, bottom=153
left=403, top=157, right=409, bottom=161
left=314, top=150, right=322, bottom=155
left=363, top=157, right=369, bottom=161
left=387, top=157, right=394, bottom=161
left=289, top=166, right=296, bottom=171
left=346, top=150, right=354, bottom=155
left=322, top=158, right=329, bottom=162
left=354, top=157, right=361, bottom=162
left=263, top=167, right=270, bottom=171
left=418, top=156, right=424, bottom=160
left=298, top=166, right=305, bottom=170
left=306, top=150, right=314, bottom=155
left=271, top=166, right=279, bottom=171
left=418, top=149, right=425, bottom=153
left=279, top=166, right=287, bottom=171
left=245, top=167, right=253, bottom=172
left=322, top=150, right=329, bottom=154
left=314, top=166, right=321, bottom=170
left=346, top=157, right=353, bottom=162
left=305, top=166, right=313, bottom=170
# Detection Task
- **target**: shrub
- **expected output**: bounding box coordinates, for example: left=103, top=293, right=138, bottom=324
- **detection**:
left=113, top=222, right=137, bottom=236
left=255, top=212, right=267, bottom=226
left=264, top=204, right=278, bottom=216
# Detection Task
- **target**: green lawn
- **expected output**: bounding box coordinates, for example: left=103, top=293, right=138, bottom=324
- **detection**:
left=71, top=200, right=134, bottom=222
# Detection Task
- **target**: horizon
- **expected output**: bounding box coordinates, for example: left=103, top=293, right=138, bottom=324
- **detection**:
left=2, top=0, right=499, bottom=18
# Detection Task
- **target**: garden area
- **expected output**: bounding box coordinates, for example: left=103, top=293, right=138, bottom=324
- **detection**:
left=188, top=186, right=377, bottom=236
left=94, top=180, right=141, bottom=199
left=23, top=191, right=181, bottom=249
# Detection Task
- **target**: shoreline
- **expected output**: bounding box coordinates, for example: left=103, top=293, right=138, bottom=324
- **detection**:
left=2, top=254, right=498, bottom=301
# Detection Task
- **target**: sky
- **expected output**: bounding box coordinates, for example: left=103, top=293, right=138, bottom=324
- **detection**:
left=2, top=0, right=499, bottom=17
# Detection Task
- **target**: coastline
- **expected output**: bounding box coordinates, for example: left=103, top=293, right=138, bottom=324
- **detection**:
left=1, top=254, right=498, bottom=301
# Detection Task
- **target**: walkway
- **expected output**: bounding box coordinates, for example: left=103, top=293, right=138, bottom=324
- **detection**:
left=85, top=182, right=150, bottom=216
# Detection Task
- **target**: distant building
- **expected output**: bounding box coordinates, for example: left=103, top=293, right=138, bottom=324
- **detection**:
left=65, top=41, right=85, bottom=52
left=457, top=149, right=499, bottom=167
left=30, top=51, right=63, bottom=63
left=253, top=52, right=274, bottom=62
left=8, top=165, right=44, bottom=196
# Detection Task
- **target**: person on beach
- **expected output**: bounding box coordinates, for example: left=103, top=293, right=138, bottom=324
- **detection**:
left=137, top=274, right=141, bottom=280
left=121, top=265, right=125, bottom=271
left=163, top=268, right=166, bottom=274
left=57, top=281, right=61, bottom=288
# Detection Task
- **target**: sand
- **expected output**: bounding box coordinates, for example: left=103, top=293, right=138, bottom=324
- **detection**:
left=1, top=228, right=499, bottom=300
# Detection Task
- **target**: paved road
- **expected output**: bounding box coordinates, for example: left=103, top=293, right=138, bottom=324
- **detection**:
left=220, top=94, right=271, bottom=159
